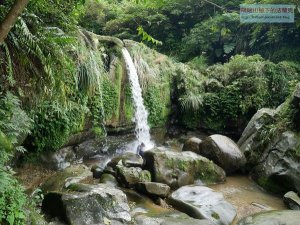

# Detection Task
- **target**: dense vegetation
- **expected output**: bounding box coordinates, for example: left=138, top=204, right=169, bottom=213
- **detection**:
left=0, top=0, right=299, bottom=224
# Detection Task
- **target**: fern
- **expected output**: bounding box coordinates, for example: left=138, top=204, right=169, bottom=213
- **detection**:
left=179, top=92, right=204, bottom=111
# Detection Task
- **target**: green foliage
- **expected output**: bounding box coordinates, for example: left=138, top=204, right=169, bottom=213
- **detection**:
left=0, top=169, right=27, bottom=225
left=31, top=101, right=87, bottom=152
left=137, top=26, right=162, bottom=45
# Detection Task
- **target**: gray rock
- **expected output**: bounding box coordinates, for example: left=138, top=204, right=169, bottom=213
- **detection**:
left=251, top=131, right=300, bottom=194
left=41, top=165, right=92, bottom=193
left=144, top=149, right=225, bottom=189
left=237, top=210, right=300, bottom=225
left=198, top=135, right=246, bottom=173
left=284, top=191, right=300, bottom=210
left=116, top=164, right=151, bottom=187
left=42, top=184, right=131, bottom=225
left=74, top=139, right=102, bottom=159
left=100, top=173, right=118, bottom=187
left=136, top=182, right=170, bottom=198
left=169, top=185, right=236, bottom=225
left=182, top=137, right=202, bottom=153
left=108, top=152, right=144, bottom=169
left=134, top=214, right=211, bottom=225
left=238, top=108, right=277, bottom=167
left=40, top=146, right=76, bottom=170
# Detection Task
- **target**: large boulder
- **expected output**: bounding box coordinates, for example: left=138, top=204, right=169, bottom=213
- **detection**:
left=283, top=191, right=300, bottom=210
left=237, top=210, right=300, bottom=225
left=197, top=135, right=246, bottom=173
left=168, top=185, right=236, bottom=225
left=237, top=108, right=277, bottom=167
left=182, top=137, right=202, bottom=153
left=116, top=164, right=151, bottom=187
left=251, top=131, right=300, bottom=194
left=42, top=184, right=131, bottom=225
left=135, top=182, right=170, bottom=198
left=144, top=149, right=226, bottom=189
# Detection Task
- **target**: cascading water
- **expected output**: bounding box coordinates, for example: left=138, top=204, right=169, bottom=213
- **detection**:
left=122, top=48, right=153, bottom=150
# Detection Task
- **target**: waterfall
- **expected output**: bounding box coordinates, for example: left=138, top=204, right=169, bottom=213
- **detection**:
left=122, top=48, right=153, bottom=150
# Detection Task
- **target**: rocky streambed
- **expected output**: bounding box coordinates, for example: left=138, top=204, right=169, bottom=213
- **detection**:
left=15, top=128, right=300, bottom=225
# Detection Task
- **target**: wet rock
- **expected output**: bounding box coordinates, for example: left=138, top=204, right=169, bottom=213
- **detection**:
left=283, top=191, right=300, bottom=210
left=42, top=184, right=131, bottom=225
left=116, top=164, right=151, bottom=187
left=91, top=165, right=103, bottom=179
left=182, top=137, right=202, bottom=153
left=251, top=131, right=300, bottom=194
left=144, top=148, right=225, bottom=189
left=197, top=135, right=246, bottom=173
left=168, top=185, right=236, bottom=225
left=40, top=146, right=76, bottom=170
left=99, top=173, right=118, bottom=187
left=107, top=152, right=144, bottom=169
left=237, top=108, right=277, bottom=167
left=136, top=182, right=170, bottom=198
left=74, top=139, right=102, bottom=159
left=237, top=210, right=300, bottom=225
left=41, top=165, right=92, bottom=193
left=134, top=214, right=211, bottom=225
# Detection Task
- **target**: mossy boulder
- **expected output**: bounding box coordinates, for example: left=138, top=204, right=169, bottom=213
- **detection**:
left=168, top=185, right=236, bottom=225
left=197, top=135, right=246, bottom=173
left=237, top=210, right=300, bottom=225
left=41, top=165, right=92, bottom=193
left=116, top=164, right=151, bottom=187
left=238, top=108, right=277, bottom=168
left=42, top=184, right=131, bottom=225
left=182, top=137, right=202, bottom=153
left=99, top=173, right=119, bottom=187
left=251, top=131, right=300, bottom=194
left=144, top=148, right=225, bottom=189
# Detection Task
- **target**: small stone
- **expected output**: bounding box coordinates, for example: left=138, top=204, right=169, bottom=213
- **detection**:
left=182, top=137, right=202, bottom=153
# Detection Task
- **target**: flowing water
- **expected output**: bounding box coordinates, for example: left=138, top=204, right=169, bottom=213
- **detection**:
left=122, top=48, right=154, bottom=150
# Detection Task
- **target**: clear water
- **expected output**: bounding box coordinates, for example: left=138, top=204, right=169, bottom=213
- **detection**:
left=122, top=48, right=154, bottom=150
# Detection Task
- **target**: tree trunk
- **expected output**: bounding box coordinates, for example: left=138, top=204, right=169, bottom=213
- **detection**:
left=0, top=0, right=29, bottom=44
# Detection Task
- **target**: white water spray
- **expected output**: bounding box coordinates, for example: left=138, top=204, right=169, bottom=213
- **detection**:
left=122, top=48, right=153, bottom=150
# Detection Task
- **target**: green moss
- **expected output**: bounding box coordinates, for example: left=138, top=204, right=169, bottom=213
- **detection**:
left=124, top=84, right=134, bottom=122
left=211, top=212, right=220, bottom=220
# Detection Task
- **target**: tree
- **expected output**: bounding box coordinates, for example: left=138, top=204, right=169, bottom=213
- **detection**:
left=0, top=0, right=29, bottom=44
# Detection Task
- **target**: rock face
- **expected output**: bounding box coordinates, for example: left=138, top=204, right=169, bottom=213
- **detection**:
left=250, top=131, right=300, bottom=194
left=144, top=149, right=226, bottom=189
left=135, top=182, right=170, bottom=198
left=40, top=146, right=76, bottom=170
left=237, top=210, right=300, bottom=225
left=238, top=96, right=300, bottom=194
left=182, top=137, right=202, bottom=153
left=198, top=135, right=246, bottom=173
left=42, top=184, right=131, bottom=225
left=237, top=108, right=277, bottom=167
left=283, top=191, right=300, bottom=210
left=116, top=164, right=151, bottom=187
left=169, top=185, right=236, bottom=225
